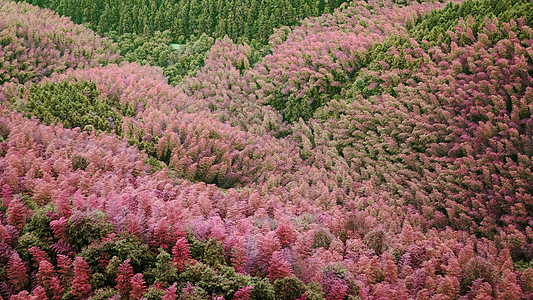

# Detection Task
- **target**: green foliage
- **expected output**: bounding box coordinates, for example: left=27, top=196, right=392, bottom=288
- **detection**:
left=80, top=237, right=155, bottom=278
left=12, top=81, right=124, bottom=134
left=313, top=227, right=333, bottom=249
left=68, top=211, right=114, bottom=250
left=91, top=287, right=118, bottom=300
left=61, top=291, right=75, bottom=300
left=202, top=238, right=226, bottom=267
left=346, top=35, right=418, bottom=100
left=180, top=263, right=235, bottom=297
left=273, top=275, right=306, bottom=300
left=152, top=248, right=179, bottom=284
left=19, top=0, right=349, bottom=44
left=279, top=94, right=315, bottom=123
left=105, top=256, right=122, bottom=284
left=218, top=266, right=256, bottom=290
left=305, top=281, right=325, bottom=300
left=363, top=228, right=387, bottom=255
left=249, top=278, right=276, bottom=300
left=409, top=0, right=533, bottom=46
left=178, top=263, right=275, bottom=299
left=146, top=156, right=165, bottom=174
left=163, top=33, right=215, bottom=85
left=90, top=272, right=108, bottom=290
left=142, top=286, right=166, bottom=300
left=19, top=194, right=38, bottom=211
left=460, top=257, right=498, bottom=293
left=514, top=260, right=533, bottom=272
left=22, top=204, right=55, bottom=246
left=16, top=232, right=48, bottom=261
left=187, top=231, right=206, bottom=261
left=108, top=30, right=177, bottom=65
left=110, top=238, right=155, bottom=271
left=108, top=30, right=215, bottom=85
left=71, top=154, right=89, bottom=171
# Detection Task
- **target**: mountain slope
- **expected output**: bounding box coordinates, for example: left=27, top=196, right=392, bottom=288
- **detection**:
left=0, top=0, right=532, bottom=299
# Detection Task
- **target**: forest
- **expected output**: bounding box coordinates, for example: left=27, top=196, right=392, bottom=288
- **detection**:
left=0, top=0, right=532, bottom=299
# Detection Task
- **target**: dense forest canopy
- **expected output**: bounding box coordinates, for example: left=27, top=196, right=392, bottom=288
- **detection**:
left=17, top=0, right=349, bottom=43
left=15, top=0, right=351, bottom=85
left=0, top=0, right=532, bottom=299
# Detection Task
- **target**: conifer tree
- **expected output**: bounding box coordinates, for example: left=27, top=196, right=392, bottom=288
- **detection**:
left=233, top=285, right=254, bottom=300
left=6, top=197, right=28, bottom=232
left=71, top=256, right=92, bottom=299
left=162, top=283, right=178, bottom=300
left=172, top=237, right=192, bottom=272
left=130, top=273, right=147, bottom=299
left=116, top=259, right=133, bottom=299
left=267, top=251, right=293, bottom=282
left=7, top=252, right=29, bottom=291
left=38, top=260, right=56, bottom=292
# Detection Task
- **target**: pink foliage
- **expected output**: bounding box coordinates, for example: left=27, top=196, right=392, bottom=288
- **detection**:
left=276, top=216, right=297, bottom=248
left=130, top=273, right=147, bottom=299
left=1, top=0, right=533, bottom=299
left=267, top=251, right=293, bottom=282
left=150, top=217, right=173, bottom=251
left=71, top=257, right=92, bottom=299
left=116, top=259, right=134, bottom=299
left=6, top=197, right=28, bottom=232
left=230, top=236, right=248, bottom=274
left=56, top=254, right=73, bottom=284
left=49, top=217, right=69, bottom=241
left=28, top=246, right=50, bottom=266
left=162, top=283, right=178, bottom=300
left=1, top=184, right=13, bottom=207
left=7, top=252, right=29, bottom=291
left=37, top=260, right=56, bottom=292
left=0, top=0, right=119, bottom=86
left=30, top=286, right=47, bottom=300
left=233, top=285, right=254, bottom=300
left=49, top=276, right=64, bottom=300
left=172, top=237, right=192, bottom=272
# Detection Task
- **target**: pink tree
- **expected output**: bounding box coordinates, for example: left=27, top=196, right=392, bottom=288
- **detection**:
left=233, top=286, right=254, bottom=300
left=116, top=259, right=134, bottom=299
left=267, top=251, right=293, bottom=282
left=71, top=257, right=92, bottom=299
left=6, top=197, right=28, bottom=232
left=172, top=237, right=192, bottom=272
left=130, top=273, right=147, bottom=299
left=7, top=252, right=29, bottom=291
left=162, top=283, right=178, bottom=300
left=38, top=260, right=56, bottom=292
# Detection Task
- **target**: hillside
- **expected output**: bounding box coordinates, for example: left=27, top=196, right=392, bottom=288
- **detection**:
left=15, top=0, right=352, bottom=85
left=16, top=0, right=349, bottom=43
left=0, top=0, right=532, bottom=299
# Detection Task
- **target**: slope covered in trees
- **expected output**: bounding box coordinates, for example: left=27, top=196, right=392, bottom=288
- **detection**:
left=15, top=0, right=350, bottom=86
left=17, top=0, right=349, bottom=43
left=0, top=0, right=120, bottom=86
left=1, top=0, right=533, bottom=299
